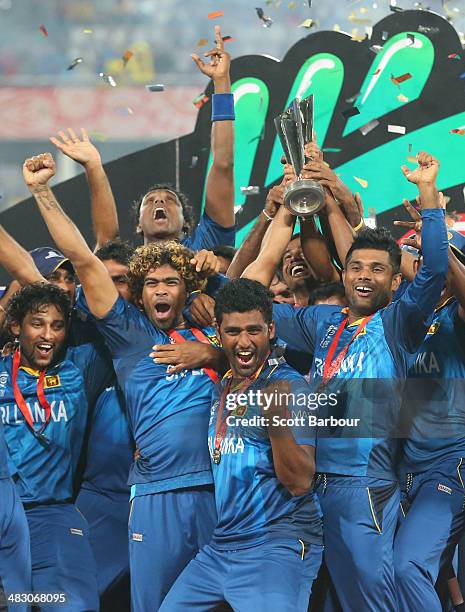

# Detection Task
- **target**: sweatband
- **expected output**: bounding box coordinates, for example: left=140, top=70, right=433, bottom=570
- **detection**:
left=211, top=93, right=235, bottom=121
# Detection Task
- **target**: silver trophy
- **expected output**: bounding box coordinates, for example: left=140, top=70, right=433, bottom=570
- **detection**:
left=274, top=95, right=325, bottom=218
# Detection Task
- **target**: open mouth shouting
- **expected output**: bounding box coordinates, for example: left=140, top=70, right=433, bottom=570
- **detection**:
left=153, top=300, right=173, bottom=323
left=235, top=349, right=257, bottom=373
left=289, top=261, right=309, bottom=278
left=153, top=207, right=167, bottom=222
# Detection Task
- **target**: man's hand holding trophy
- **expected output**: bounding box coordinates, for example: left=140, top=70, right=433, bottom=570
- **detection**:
left=274, top=94, right=326, bottom=218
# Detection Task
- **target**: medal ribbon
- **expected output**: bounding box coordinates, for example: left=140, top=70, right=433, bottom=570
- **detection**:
left=167, top=327, right=220, bottom=384
left=214, top=355, right=270, bottom=458
left=12, top=349, right=52, bottom=436
left=321, top=315, right=374, bottom=386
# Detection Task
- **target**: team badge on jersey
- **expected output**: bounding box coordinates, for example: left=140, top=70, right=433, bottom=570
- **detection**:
left=44, top=374, right=61, bottom=389
left=427, top=322, right=441, bottom=335
left=233, top=404, right=248, bottom=417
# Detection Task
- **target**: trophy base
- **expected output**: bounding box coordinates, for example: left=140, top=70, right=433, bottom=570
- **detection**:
left=283, top=179, right=325, bottom=218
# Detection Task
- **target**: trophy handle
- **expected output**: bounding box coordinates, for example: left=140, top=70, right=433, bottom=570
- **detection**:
left=273, top=115, right=291, bottom=163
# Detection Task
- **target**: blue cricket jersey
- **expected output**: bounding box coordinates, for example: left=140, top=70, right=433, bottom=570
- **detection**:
left=402, top=298, right=465, bottom=472
left=183, top=212, right=235, bottom=250
left=76, top=294, right=218, bottom=497
left=272, top=208, right=448, bottom=480
left=208, top=355, right=323, bottom=550
left=81, top=384, right=134, bottom=497
left=0, top=422, right=9, bottom=479
left=0, top=345, right=111, bottom=504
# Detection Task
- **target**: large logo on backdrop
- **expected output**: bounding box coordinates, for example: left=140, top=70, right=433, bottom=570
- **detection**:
left=195, top=9, right=465, bottom=243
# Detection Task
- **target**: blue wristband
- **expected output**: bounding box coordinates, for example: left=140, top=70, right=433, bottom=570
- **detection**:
left=211, top=93, right=235, bottom=121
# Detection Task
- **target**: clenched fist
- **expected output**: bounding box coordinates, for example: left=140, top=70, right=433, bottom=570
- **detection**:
left=23, top=152, right=56, bottom=192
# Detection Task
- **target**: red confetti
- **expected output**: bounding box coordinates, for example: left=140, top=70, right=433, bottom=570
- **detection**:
left=193, top=94, right=210, bottom=109
left=222, top=36, right=233, bottom=42
left=208, top=10, right=224, bottom=19
left=448, top=53, right=461, bottom=60
left=450, top=129, right=465, bottom=135
left=391, top=72, right=412, bottom=85
left=39, top=25, right=48, bottom=37
left=122, top=50, right=134, bottom=66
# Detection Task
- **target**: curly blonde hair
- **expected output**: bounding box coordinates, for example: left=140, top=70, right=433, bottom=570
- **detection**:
left=128, top=241, right=207, bottom=300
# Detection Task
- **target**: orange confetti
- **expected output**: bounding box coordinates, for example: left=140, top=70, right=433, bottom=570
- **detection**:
left=197, top=38, right=209, bottom=47
left=208, top=10, right=224, bottom=19
left=39, top=24, right=48, bottom=37
left=391, top=72, right=412, bottom=85
left=450, top=129, right=465, bottom=135
left=122, top=50, right=134, bottom=66
left=354, top=176, right=368, bottom=189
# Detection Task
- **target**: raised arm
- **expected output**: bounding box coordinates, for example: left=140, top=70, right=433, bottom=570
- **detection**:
left=300, top=214, right=340, bottom=282
left=242, top=205, right=295, bottom=287
left=23, top=152, right=118, bottom=319
left=385, top=152, right=449, bottom=354
left=0, top=226, right=44, bottom=285
left=192, top=25, right=234, bottom=228
left=227, top=184, right=283, bottom=278
left=50, top=128, right=119, bottom=249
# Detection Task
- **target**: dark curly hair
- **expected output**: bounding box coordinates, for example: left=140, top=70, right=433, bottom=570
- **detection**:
left=128, top=241, right=206, bottom=300
left=214, top=278, right=273, bottom=325
left=95, top=240, right=135, bottom=265
left=346, top=227, right=401, bottom=273
left=7, top=282, right=71, bottom=326
left=132, top=183, right=194, bottom=237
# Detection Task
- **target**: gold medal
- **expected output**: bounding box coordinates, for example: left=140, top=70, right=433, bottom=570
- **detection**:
left=212, top=448, right=222, bottom=465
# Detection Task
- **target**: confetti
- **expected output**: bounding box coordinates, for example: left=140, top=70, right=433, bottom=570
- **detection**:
left=391, top=72, right=412, bottom=85
left=408, top=143, right=412, bottom=153
left=382, top=31, right=389, bottom=40
left=348, top=13, right=372, bottom=24
left=407, top=156, right=417, bottom=163
left=193, top=93, right=209, bottom=108
left=122, top=50, right=134, bottom=67
left=197, top=38, right=209, bottom=47
left=417, top=25, right=439, bottom=34
left=359, top=119, right=380, bottom=135
left=83, top=28, right=93, bottom=34
left=240, top=186, right=260, bottom=195
left=448, top=53, right=461, bottom=59
left=370, top=44, right=383, bottom=53
left=126, top=107, right=134, bottom=115
left=388, top=124, right=406, bottom=134
left=208, top=10, right=224, bottom=19
left=299, top=19, right=314, bottom=28
left=89, top=131, right=108, bottom=142
left=67, top=57, right=83, bottom=71
left=354, top=176, right=368, bottom=188
left=407, top=33, right=415, bottom=45
left=341, top=106, right=360, bottom=119
left=146, top=83, right=164, bottom=92
left=190, top=156, right=198, bottom=168
left=450, top=129, right=465, bottom=135
left=322, top=148, right=342, bottom=152
left=397, top=93, right=409, bottom=102
left=39, top=24, right=48, bottom=37
left=288, top=1, right=296, bottom=8
left=221, top=35, right=233, bottom=42
left=390, top=4, right=404, bottom=12
left=99, top=72, right=116, bottom=87
left=256, top=7, right=273, bottom=27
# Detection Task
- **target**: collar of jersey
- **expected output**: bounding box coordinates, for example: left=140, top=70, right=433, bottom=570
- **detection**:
left=19, top=366, right=41, bottom=377
left=341, top=307, right=366, bottom=328
left=435, top=296, right=454, bottom=313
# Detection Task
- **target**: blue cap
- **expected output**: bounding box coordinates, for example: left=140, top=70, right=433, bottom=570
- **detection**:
left=447, top=229, right=465, bottom=261
left=29, top=247, right=75, bottom=277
